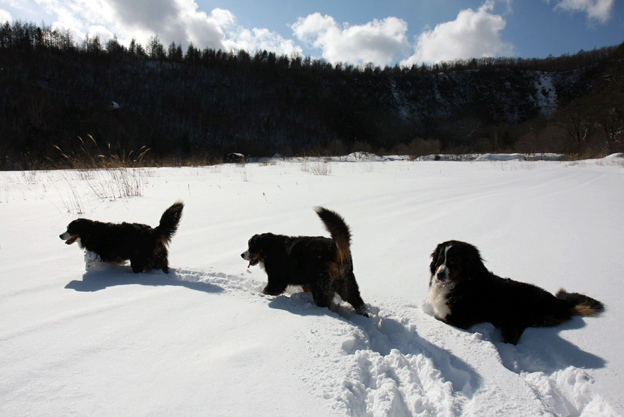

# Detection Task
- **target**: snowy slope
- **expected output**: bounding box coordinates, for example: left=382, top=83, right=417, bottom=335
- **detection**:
left=1, top=156, right=623, bottom=416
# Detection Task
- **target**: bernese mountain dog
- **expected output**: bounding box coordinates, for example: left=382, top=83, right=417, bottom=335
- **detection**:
left=59, top=201, right=184, bottom=274
left=241, top=207, right=368, bottom=316
left=428, top=240, right=604, bottom=344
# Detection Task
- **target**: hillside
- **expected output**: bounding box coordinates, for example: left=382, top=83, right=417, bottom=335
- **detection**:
left=1, top=22, right=622, bottom=168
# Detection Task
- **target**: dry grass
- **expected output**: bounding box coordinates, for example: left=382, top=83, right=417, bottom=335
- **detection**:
left=301, top=159, right=332, bottom=175
left=52, top=135, right=151, bottom=170
left=52, top=136, right=151, bottom=202
left=57, top=172, right=86, bottom=214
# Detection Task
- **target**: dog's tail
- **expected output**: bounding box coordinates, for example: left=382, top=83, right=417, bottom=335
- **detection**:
left=314, top=206, right=351, bottom=264
left=157, top=201, right=184, bottom=242
left=556, top=289, right=605, bottom=317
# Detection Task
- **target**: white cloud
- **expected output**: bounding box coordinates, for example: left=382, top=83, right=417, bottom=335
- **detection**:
left=291, top=13, right=409, bottom=66
left=87, top=24, right=114, bottom=43
left=29, top=0, right=299, bottom=55
left=402, top=1, right=513, bottom=66
left=224, top=28, right=302, bottom=56
left=0, top=8, right=12, bottom=23
left=551, top=0, right=614, bottom=23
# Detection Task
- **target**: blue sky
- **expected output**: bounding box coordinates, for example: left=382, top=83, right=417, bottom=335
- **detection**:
left=1, top=0, right=622, bottom=66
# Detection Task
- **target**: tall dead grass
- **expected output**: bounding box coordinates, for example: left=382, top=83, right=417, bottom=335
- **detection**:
left=301, top=159, right=332, bottom=175
left=52, top=135, right=151, bottom=201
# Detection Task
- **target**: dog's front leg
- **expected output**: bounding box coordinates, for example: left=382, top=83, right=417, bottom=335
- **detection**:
left=500, top=326, right=524, bottom=345
left=130, top=258, right=145, bottom=274
left=263, top=280, right=287, bottom=295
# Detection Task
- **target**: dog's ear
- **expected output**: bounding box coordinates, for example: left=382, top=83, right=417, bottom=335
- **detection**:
left=67, top=219, right=86, bottom=234
left=429, top=244, right=443, bottom=276
left=461, top=242, right=487, bottom=275
left=249, top=234, right=271, bottom=254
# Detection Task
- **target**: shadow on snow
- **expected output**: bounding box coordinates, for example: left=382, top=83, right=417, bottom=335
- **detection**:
left=65, top=265, right=225, bottom=294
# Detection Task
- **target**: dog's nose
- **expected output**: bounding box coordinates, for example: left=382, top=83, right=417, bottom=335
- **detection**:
left=59, top=234, right=63, bottom=239
left=435, top=267, right=448, bottom=282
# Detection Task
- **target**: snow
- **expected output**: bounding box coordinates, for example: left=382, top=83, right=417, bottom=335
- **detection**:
left=473, top=153, right=564, bottom=162
left=1, top=155, right=623, bottom=416
left=534, top=72, right=557, bottom=116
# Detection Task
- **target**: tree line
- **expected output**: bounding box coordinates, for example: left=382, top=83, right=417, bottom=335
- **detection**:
left=0, top=21, right=622, bottom=169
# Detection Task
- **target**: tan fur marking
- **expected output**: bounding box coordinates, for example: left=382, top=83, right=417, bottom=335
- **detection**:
left=334, top=237, right=351, bottom=264
left=329, top=261, right=349, bottom=281
left=575, top=302, right=601, bottom=317
left=157, top=235, right=170, bottom=248
left=448, top=268, right=461, bottom=282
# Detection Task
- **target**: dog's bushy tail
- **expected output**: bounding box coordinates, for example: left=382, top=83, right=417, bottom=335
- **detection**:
left=556, top=289, right=605, bottom=317
left=157, top=201, right=184, bottom=242
left=314, top=206, right=351, bottom=264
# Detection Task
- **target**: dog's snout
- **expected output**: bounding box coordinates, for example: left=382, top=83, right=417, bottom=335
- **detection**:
left=435, top=266, right=448, bottom=282
left=241, top=250, right=250, bottom=260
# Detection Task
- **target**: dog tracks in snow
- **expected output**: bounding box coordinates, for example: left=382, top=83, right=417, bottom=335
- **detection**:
left=169, top=269, right=616, bottom=417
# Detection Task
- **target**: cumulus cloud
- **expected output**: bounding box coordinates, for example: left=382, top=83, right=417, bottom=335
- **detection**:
left=87, top=25, right=115, bottom=43
left=224, top=28, right=302, bottom=56
left=291, top=13, right=409, bottom=66
left=550, top=0, right=614, bottom=23
left=402, top=0, right=513, bottom=66
left=0, top=8, right=12, bottom=23
left=30, top=0, right=299, bottom=55
left=13, top=0, right=519, bottom=66
left=103, top=0, right=231, bottom=49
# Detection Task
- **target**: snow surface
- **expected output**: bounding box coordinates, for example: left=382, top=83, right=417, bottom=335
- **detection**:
left=1, top=155, right=623, bottom=416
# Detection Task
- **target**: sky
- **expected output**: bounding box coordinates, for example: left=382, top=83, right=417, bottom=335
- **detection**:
left=0, top=0, right=622, bottom=66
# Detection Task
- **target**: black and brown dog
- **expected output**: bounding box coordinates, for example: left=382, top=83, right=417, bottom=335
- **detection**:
left=60, top=202, right=184, bottom=273
left=428, top=240, right=604, bottom=344
left=242, top=207, right=368, bottom=316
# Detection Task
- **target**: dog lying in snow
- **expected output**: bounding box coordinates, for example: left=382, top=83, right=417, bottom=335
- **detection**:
left=428, top=240, right=604, bottom=344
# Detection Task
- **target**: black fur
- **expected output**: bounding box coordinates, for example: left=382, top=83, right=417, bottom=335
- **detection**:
left=241, top=207, right=368, bottom=316
left=428, top=240, right=604, bottom=344
left=60, top=202, right=184, bottom=273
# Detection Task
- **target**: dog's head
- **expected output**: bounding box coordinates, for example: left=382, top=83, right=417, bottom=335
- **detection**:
left=241, top=233, right=275, bottom=268
left=59, top=218, right=94, bottom=247
left=429, top=240, right=485, bottom=286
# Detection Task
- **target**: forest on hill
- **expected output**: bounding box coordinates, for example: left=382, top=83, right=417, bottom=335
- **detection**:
left=1, top=21, right=623, bottom=169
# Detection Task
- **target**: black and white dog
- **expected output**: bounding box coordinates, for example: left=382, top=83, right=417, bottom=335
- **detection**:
left=60, top=202, right=184, bottom=273
left=242, top=207, right=368, bottom=316
left=428, top=240, right=604, bottom=344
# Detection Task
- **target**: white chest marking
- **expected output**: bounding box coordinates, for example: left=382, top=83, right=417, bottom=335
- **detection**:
left=428, top=282, right=453, bottom=320
left=428, top=245, right=454, bottom=320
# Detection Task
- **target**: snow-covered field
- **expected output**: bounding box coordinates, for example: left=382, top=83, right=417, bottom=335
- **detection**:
left=1, top=155, right=623, bottom=417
